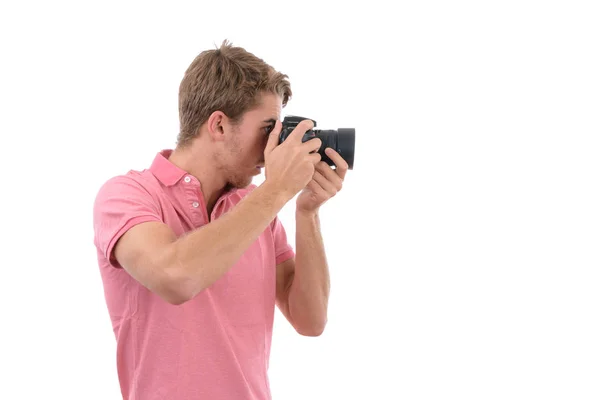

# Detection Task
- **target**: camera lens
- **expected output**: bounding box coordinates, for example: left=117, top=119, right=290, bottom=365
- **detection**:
left=336, top=128, right=355, bottom=170
left=314, top=129, right=355, bottom=170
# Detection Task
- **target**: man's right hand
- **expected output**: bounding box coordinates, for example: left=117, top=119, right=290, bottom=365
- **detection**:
left=263, top=119, right=322, bottom=200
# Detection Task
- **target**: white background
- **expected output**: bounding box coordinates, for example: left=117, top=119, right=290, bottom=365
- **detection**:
left=1, top=1, right=599, bottom=399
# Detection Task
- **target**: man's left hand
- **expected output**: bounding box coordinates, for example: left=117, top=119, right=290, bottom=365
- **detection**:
left=296, top=147, right=348, bottom=214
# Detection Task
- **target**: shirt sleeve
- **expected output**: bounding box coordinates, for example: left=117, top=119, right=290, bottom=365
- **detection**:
left=93, top=175, right=162, bottom=268
left=271, top=216, right=295, bottom=265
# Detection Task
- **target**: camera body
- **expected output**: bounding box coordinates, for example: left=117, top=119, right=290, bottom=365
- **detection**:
left=279, top=115, right=355, bottom=170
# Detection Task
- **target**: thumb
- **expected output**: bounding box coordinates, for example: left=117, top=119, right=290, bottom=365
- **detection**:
left=264, top=120, right=282, bottom=156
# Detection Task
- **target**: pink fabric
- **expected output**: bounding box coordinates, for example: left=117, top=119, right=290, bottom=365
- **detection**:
left=93, top=150, right=294, bottom=400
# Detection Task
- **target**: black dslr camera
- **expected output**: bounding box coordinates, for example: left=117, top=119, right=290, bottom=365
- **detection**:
left=278, top=115, right=355, bottom=170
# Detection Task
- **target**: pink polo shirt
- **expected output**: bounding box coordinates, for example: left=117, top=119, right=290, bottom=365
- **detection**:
left=92, top=149, right=295, bottom=400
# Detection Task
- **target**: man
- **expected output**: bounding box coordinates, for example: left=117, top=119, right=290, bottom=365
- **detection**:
left=92, top=40, right=348, bottom=400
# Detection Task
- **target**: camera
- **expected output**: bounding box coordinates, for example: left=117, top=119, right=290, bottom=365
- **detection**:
left=278, top=115, right=355, bottom=170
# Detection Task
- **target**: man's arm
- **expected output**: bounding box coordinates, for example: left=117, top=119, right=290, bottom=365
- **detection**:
left=276, top=147, right=348, bottom=336
left=115, top=181, right=289, bottom=305
left=276, top=210, right=330, bottom=336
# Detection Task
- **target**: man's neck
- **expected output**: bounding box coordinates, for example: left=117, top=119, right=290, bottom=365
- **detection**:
left=168, top=144, right=226, bottom=215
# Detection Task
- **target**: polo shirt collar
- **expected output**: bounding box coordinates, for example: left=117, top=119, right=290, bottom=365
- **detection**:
left=149, top=149, right=187, bottom=187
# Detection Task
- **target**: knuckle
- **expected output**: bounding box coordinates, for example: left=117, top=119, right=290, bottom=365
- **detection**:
left=301, top=119, right=314, bottom=129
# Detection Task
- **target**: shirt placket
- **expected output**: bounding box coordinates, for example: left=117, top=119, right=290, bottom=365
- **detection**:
left=181, top=174, right=209, bottom=227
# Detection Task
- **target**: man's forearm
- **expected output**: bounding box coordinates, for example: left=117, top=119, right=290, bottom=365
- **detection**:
left=287, top=210, right=330, bottom=335
left=169, top=181, right=289, bottom=300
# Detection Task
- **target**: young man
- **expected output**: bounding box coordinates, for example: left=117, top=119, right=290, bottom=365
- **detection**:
left=92, top=40, right=348, bottom=399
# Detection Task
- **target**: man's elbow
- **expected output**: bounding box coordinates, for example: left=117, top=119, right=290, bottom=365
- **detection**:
left=158, top=266, right=201, bottom=305
left=298, top=328, right=325, bottom=337
left=157, top=281, right=190, bottom=305
left=295, top=320, right=327, bottom=337
left=161, top=290, right=190, bottom=306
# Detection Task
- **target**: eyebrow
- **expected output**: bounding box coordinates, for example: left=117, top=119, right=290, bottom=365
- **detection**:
left=262, top=118, right=277, bottom=124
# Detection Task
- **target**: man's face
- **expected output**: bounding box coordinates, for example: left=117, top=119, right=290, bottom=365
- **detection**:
left=219, top=92, right=282, bottom=188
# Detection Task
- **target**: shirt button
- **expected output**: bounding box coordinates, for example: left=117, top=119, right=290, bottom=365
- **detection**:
left=184, top=176, right=191, bottom=183
left=192, top=201, right=199, bottom=208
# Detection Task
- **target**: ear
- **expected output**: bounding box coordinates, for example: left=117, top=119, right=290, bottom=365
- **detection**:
left=206, top=111, right=228, bottom=142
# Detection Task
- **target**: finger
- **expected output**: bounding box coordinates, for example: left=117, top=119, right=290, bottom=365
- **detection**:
left=306, top=179, right=328, bottom=199
left=287, top=119, right=315, bottom=143
left=301, top=137, right=322, bottom=153
left=312, top=170, right=338, bottom=197
left=264, top=120, right=282, bottom=155
left=325, top=147, right=349, bottom=179
left=309, top=152, right=322, bottom=165
left=315, top=161, right=343, bottom=191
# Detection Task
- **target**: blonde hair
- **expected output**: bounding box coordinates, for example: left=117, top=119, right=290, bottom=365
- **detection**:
left=177, top=40, right=292, bottom=146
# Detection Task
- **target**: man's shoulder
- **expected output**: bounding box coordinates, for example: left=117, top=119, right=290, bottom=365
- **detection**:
left=95, top=169, right=159, bottom=204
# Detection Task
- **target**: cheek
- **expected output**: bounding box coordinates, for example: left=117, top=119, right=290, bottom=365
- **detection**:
left=248, top=136, right=265, bottom=156
left=258, top=134, right=269, bottom=151
left=256, top=138, right=265, bottom=153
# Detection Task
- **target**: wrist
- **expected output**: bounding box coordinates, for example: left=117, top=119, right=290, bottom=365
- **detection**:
left=259, top=180, right=293, bottom=209
left=295, top=207, right=319, bottom=219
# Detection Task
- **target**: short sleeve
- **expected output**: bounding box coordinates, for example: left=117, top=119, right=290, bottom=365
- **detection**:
left=271, top=216, right=295, bottom=265
left=93, top=175, right=162, bottom=268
